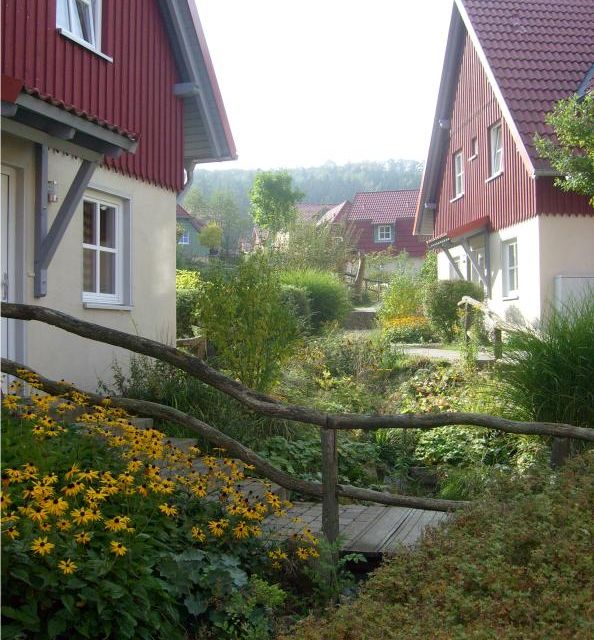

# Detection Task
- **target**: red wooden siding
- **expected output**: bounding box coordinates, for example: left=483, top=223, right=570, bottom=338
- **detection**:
left=536, top=177, right=593, bottom=215
left=1, top=0, right=184, bottom=192
left=351, top=219, right=426, bottom=257
left=434, top=33, right=536, bottom=236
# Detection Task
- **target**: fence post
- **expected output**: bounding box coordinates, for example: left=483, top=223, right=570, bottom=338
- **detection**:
left=321, top=427, right=339, bottom=546
left=463, top=302, right=471, bottom=345
left=493, top=328, right=503, bottom=360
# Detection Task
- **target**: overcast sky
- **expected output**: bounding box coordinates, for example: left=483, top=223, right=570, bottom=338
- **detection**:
left=196, top=0, right=453, bottom=171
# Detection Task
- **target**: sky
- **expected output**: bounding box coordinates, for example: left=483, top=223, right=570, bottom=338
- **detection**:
left=196, top=0, right=453, bottom=171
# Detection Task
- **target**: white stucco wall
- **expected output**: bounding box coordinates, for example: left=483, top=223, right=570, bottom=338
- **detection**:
left=2, top=134, right=177, bottom=391
left=437, top=213, right=594, bottom=325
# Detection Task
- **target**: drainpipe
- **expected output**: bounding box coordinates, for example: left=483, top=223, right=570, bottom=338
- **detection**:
left=177, top=159, right=197, bottom=204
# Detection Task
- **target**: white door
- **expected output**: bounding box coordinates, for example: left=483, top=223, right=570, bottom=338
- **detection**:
left=1, top=167, right=16, bottom=391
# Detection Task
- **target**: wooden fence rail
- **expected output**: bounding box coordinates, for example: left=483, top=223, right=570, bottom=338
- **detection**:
left=2, top=303, right=592, bottom=545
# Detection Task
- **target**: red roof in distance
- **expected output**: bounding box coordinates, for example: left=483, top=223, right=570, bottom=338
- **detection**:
left=349, top=190, right=420, bottom=224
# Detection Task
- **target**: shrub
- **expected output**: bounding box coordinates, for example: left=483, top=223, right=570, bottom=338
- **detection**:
left=378, top=253, right=423, bottom=322
left=491, top=297, right=594, bottom=429
left=283, top=453, right=594, bottom=640
left=176, top=288, right=202, bottom=338
left=199, top=253, right=299, bottom=391
left=382, top=315, right=435, bottom=343
left=176, top=269, right=202, bottom=290
left=280, top=284, right=311, bottom=332
left=280, top=270, right=351, bottom=332
left=423, top=279, right=484, bottom=342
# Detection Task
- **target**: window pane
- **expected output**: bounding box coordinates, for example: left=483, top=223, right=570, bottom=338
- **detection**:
left=75, top=0, right=95, bottom=44
left=56, top=0, right=70, bottom=29
left=100, top=205, right=116, bottom=248
left=83, top=248, right=96, bottom=292
left=99, top=251, right=116, bottom=294
left=83, top=201, right=95, bottom=244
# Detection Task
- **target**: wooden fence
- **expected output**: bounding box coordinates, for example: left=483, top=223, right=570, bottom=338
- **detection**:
left=3, top=303, right=592, bottom=546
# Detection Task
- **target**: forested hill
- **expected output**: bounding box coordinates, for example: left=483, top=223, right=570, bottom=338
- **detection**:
left=190, top=159, right=423, bottom=216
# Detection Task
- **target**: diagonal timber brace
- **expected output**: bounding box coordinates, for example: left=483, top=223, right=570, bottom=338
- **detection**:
left=34, top=143, right=97, bottom=297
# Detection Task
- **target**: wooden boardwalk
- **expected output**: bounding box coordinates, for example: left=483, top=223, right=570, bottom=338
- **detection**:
left=264, top=502, right=450, bottom=555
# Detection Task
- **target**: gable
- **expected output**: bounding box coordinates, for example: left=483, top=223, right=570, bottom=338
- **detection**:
left=433, top=33, right=536, bottom=236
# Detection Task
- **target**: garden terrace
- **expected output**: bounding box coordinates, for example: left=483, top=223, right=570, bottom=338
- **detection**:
left=2, top=302, right=592, bottom=549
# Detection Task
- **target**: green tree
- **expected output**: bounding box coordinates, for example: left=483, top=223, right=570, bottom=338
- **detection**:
left=209, top=190, right=251, bottom=257
left=249, top=171, right=304, bottom=235
left=183, top=186, right=209, bottom=217
left=535, top=92, right=594, bottom=206
left=199, top=222, right=223, bottom=255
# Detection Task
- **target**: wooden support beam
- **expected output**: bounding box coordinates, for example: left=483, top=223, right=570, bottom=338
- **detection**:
left=461, top=239, right=489, bottom=290
left=34, top=144, right=48, bottom=297
left=443, top=247, right=465, bottom=280
left=38, top=159, right=97, bottom=271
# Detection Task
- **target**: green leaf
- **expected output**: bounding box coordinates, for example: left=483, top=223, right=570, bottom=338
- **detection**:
left=47, top=612, right=68, bottom=638
left=60, top=594, right=75, bottom=616
left=184, top=593, right=208, bottom=616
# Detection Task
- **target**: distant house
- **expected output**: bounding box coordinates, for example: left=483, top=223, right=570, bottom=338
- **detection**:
left=414, top=0, right=594, bottom=324
left=176, top=205, right=209, bottom=261
left=295, top=203, right=335, bottom=224
left=319, top=190, right=426, bottom=266
left=1, top=0, right=235, bottom=390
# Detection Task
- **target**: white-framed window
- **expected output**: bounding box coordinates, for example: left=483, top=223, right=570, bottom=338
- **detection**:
left=449, top=256, right=462, bottom=280
left=375, top=224, right=393, bottom=243
left=489, top=122, right=503, bottom=177
left=502, top=238, right=518, bottom=297
left=469, top=137, right=478, bottom=159
left=57, top=0, right=102, bottom=50
left=469, top=246, right=486, bottom=290
left=82, top=196, right=125, bottom=305
left=453, top=151, right=464, bottom=198
left=178, top=229, right=190, bottom=245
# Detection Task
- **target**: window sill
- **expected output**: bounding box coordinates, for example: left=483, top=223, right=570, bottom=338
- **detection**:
left=83, top=303, right=133, bottom=311
left=468, top=154, right=478, bottom=161
left=449, top=194, right=464, bottom=203
left=502, top=294, right=519, bottom=302
left=485, top=171, right=503, bottom=184
left=57, top=28, right=113, bottom=62
left=374, top=239, right=393, bottom=244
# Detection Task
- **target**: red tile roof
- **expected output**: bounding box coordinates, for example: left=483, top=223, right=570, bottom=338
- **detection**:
left=316, top=201, right=352, bottom=226
left=460, top=0, right=594, bottom=170
left=349, top=190, right=420, bottom=224
left=176, top=205, right=206, bottom=232
left=295, top=203, right=335, bottom=222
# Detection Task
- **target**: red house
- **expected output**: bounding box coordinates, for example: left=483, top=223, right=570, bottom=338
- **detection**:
left=320, top=190, right=426, bottom=265
left=1, top=0, right=235, bottom=389
left=415, top=0, right=594, bottom=323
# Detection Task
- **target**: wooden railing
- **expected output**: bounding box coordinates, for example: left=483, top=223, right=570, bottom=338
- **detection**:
left=3, top=303, right=592, bottom=546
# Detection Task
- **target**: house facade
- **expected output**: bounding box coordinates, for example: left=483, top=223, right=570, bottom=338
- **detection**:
left=176, top=204, right=209, bottom=262
left=1, top=0, right=235, bottom=390
left=415, top=0, right=594, bottom=324
left=320, top=190, right=426, bottom=266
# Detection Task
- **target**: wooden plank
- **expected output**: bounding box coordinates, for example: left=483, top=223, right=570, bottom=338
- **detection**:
left=347, top=506, right=413, bottom=554
left=321, top=428, right=339, bottom=544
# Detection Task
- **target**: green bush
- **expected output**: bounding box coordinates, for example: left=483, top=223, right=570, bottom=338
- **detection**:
left=283, top=453, right=594, bottom=640
left=491, top=297, right=594, bottom=429
left=280, top=284, right=311, bottom=332
left=199, top=253, right=299, bottom=391
left=280, top=270, right=351, bottom=332
left=382, top=315, right=435, bottom=343
left=423, top=279, right=484, bottom=342
left=378, top=252, right=423, bottom=322
left=176, top=269, right=202, bottom=290
left=176, top=288, right=202, bottom=338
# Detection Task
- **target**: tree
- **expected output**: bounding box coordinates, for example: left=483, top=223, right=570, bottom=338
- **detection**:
left=183, top=186, right=209, bottom=217
left=535, top=92, right=594, bottom=206
left=249, top=171, right=304, bottom=235
left=198, top=222, right=223, bottom=255
left=209, top=190, right=251, bottom=257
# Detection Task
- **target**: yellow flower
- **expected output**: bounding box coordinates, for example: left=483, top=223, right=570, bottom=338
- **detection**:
left=0, top=492, right=11, bottom=510
left=38, top=522, right=53, bottom=532
left=42, top=474, right=58, bottom=486
left=74, top=531, right=91, bottom=545
left=62, top=482, right=85, bottom=497
left=31, top=536, right=54, bottom=556
left=4, top=469, right=23, bottom=484
left=110, top=541, right=127, bottom=557
left=296, top=547, right=309, bottom=561
left=104, top=516, right=130, bottom=532
left=27, top=505, right=49, bottom=523
left=64, top=464, right=80, bottom=480
left=191, top=526, right=206, bottom=542
left=159, top=503, right=178, bottom=518
left=56, top=519, right=72, bottom=532
left=126, top=459, right=143, bottom=473
left=58, top=559, right=77, bottom=575
left=191, top=482, right=208, bottom=498
left=71, top=508, right=93, bottom=526
left=3, top=525, right=19, bottom=540
left=207, top=519, right=229, bottom=537
left=77, top=470, right=100, bottom=482
left=250, top=525, right=262, bottom=538
left=44, top=497, right=69, bottom=516
left=21, top=463, right=38, bottom=480
left=232, top=521, right=250, bottom=540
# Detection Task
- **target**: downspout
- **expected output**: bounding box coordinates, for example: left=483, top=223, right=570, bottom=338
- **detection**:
left=177, top=159, right=197, bottom=204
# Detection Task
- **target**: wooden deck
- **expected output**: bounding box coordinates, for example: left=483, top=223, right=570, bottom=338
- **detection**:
left=264, top=502, right=450, bottom=555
